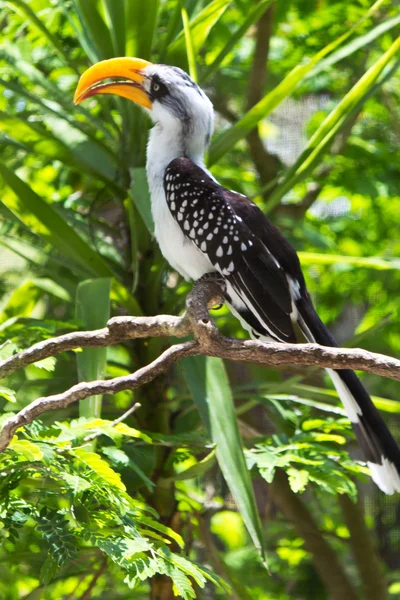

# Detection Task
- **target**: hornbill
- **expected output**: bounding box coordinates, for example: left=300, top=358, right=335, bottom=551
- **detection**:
left=74, top=57, right=400, bottom=494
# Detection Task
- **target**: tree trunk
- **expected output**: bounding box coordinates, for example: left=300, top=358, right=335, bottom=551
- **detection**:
left=339, top=493, right=387, bottom=600
left=270, top=470, right=359, bottom=600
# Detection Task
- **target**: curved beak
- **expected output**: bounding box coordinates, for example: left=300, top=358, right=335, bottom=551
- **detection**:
left=74, top=57, right=153, bottom=108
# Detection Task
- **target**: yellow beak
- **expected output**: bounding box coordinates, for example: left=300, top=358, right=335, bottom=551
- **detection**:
left=73, top=57, right=153, bottom=108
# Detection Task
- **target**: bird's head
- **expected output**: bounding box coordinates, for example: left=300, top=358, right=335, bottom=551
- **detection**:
left=74, top=58, right=214, bottom=151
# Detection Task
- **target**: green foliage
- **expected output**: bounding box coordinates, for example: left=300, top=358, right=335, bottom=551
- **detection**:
left=0, top=418, right=228, bottom=598
left=0, top=0, right=400, bottom=597
left=75, top=278, right=111, bottom=419
left=247, top=414, right=366, bottom=497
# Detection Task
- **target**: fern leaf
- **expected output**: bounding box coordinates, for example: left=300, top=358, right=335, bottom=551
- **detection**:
left=9, top=437, right=44, bottom=461
left=73, top=447, right=126, bottom=491
left=159, top=548, right=206, bottom=588
left=139, top=515, right=184, bottom=548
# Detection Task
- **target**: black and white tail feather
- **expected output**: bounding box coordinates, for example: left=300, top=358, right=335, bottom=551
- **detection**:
left=164, top=157, right=400, bottom=495
left=296, top=295, right=400, bottom=495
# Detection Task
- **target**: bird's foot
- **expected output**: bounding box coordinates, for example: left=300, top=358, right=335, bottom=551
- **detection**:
left=195, top=273, right=226, bottom=310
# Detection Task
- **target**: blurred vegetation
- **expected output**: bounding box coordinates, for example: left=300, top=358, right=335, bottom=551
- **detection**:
left=0, top=0, right=399, bottom=598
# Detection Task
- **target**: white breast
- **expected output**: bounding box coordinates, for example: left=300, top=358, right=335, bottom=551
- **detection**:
left=146, top=123, right=215, bottom=281
left=150, top=179, right=214, bottom=281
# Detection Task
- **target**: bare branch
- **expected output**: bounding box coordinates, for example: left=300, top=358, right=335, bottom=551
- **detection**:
left=83, top=402, right=142, bottom=442
left=202, top=337, right=400, bottom=381
left=0, top=341, right=199, bottom=452
left=0, top=314, right=191, bottom=380
left=78, top=557, right=108, bottom=600
left=0, top=275, right=399, bottom=453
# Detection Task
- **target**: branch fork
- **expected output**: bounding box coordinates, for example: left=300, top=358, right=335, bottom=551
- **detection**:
left=0, top=275, right=399, bottom=452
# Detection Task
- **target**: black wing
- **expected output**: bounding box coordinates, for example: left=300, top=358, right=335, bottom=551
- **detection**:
left=164, top=158, right=400, bottom=493
left=164, top=157, right=296, bottom=342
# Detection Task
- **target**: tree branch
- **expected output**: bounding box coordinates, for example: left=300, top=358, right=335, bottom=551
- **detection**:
left=0, top=313, right=192, bottom=380
left=0, top=341, right=199, bottom=452
left=0, top=275, right=399, bottom=453
left=246, top=4, right=283, bottom=193
left=78, top=557, right=108, bottom=600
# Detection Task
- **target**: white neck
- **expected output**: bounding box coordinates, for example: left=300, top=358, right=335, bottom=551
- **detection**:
left=145, top=121, right=213, bottom=280
left=146, top=122, right=206, bottom=191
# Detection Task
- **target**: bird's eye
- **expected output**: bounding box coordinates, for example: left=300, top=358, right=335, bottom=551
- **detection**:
left=150, top=77, right=168, bottom=100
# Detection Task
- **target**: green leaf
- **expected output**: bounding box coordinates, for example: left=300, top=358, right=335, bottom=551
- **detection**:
left=180, top=5, right=198, bottom=82
left=40, top=113, right=118, bottom=184
left=0, top=165, right=113, bottom=277
left=79, top=418, right=152, bottom=443
left=10, top=437, right=44, bottom=461
left=0, top=44, right=114, bottom=138
left=159, top=548, right=206, bottom=588
left=125, top=0, right=160, bottom=59
left=171, top=448, right=216, bottom=481
left=7, top=0, right=79, bottom=72
left=169, top=567, right=196, bottom=600
left=304, top=433, right=347, bottom=445
left=40, top=555, right=59, bottom=585
left=287, top=468, right=309, bottom=493
left=62, top=473, right=92, bottom=493
left=73, top=446, right=126, bottom=490
left=35, top=356, right=57, bottom=372
left=130, top=168, right=155, bottom=234
left=266, top=35, right=400, bottom=208
left=290, top=385, right=400, bottom=415
left=76, top=278, right=111, bottom=419
left=113, top=422, right=152, bottom=443
left=101, top=446, right=155, bottom=491
left=181, top=356, right=210, bottom=431
left=298, top=252, right=400, bottom=270
left=183, top=356, right=266, bottom=561
left=201, top=0, right=274, bottom=83
left=102, top=0, right=126, bottom=55
left=168, top=0, right=231, bottom=67
left=207, top=0, right=388, bottom=165
left=0, top=386, right=17, bottom=404
left=72, top=0, right=114, bottom=61
left=139, top=515, right=185, bottom=549
left=0, top=77, right=114, bottom=143
left=0, top=278, right=70, bottom=323
left=311, top=13, right=400, bottom=78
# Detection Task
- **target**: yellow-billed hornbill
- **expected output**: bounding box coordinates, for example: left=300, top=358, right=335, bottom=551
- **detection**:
left=74, top=57, right=400, bottom=494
